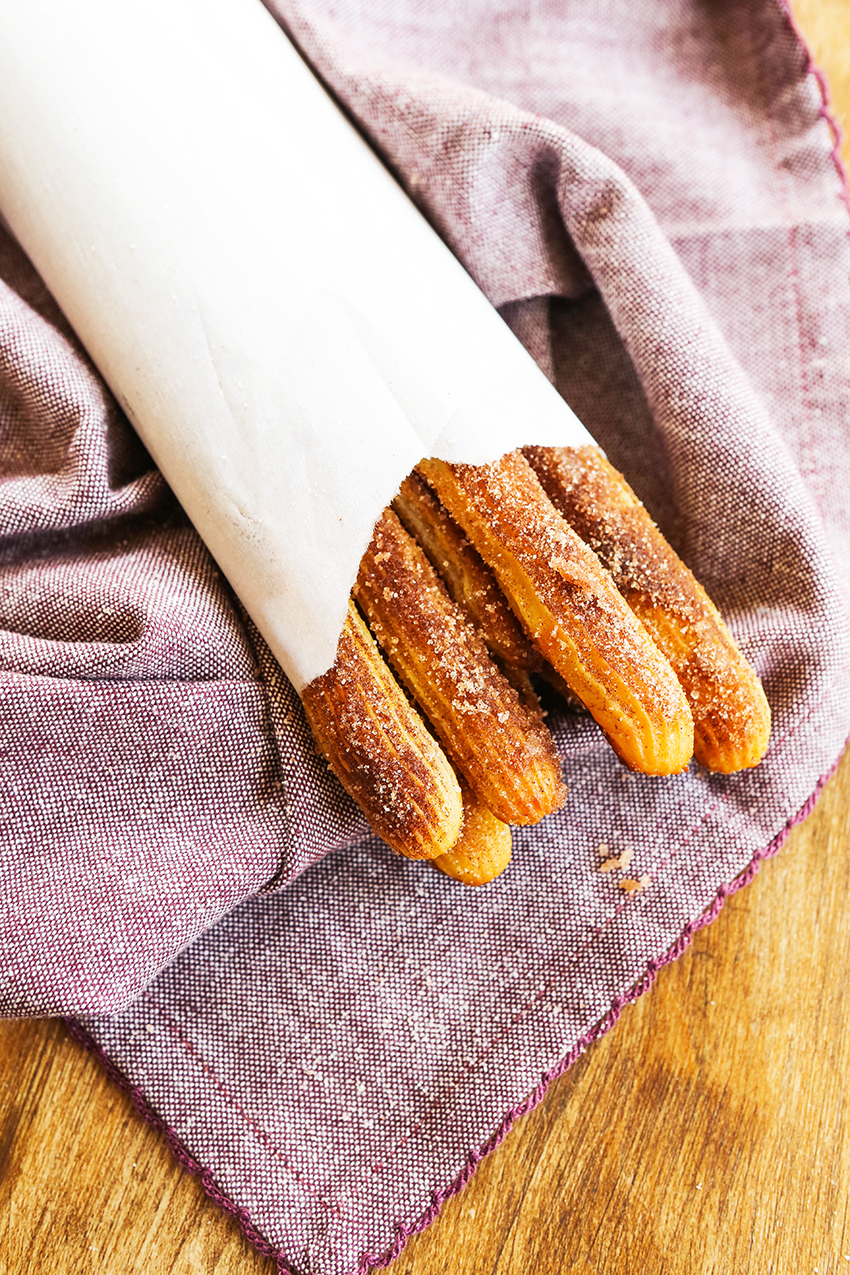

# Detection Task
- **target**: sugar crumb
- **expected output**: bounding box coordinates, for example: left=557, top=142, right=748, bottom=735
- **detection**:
left=619, top=874, right=651, bottom=895
left=597, top=846, right=635, bottom=874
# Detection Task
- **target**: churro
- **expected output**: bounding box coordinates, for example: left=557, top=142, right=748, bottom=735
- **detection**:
left=393, top=471, right=540, bottom=695
left=431, top=786, right=513, bottom=886
left=354, top=509, right=567, bottom=825
left=301, top=599, right=463, bottom=860
left=525, top=446, right=771, bottom=772
left=302, top=445, right=769, bottom=874
left=419, top=452, right=694, bottom=775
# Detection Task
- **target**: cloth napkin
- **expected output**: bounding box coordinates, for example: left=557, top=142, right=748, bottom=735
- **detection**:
left=3, top=0, right=850, bottom=1271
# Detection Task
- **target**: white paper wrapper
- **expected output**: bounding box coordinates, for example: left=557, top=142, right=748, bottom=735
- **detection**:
left=0, top=0, right=592, bottom=690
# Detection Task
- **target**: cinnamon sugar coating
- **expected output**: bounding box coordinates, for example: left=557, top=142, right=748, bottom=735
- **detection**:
left=431, top=786, right=513, bottom=886
left=420, top=452, right=694, bottom=776
left=301, top=600, right=463, bottom=859
left=302, top=444, right=769, bottom=869
left=393, top=471, right=541, bottom=690
left=398, top=470, right=585, bottom=715
left=525, top=446, right=771, bottom=772
left=354, top=509, right=567, bottom=825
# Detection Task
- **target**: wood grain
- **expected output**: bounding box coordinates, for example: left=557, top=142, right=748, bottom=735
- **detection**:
left=4, top=750, right=850, bottom=1275
left=2, top=4, right=850, bottom=1273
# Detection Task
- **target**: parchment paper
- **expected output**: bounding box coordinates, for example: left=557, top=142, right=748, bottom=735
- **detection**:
left=0, top=0, right=591, bottom=691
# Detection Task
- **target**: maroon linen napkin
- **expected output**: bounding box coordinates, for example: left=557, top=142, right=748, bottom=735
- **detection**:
left=4, top=0, right=850, bottom=1270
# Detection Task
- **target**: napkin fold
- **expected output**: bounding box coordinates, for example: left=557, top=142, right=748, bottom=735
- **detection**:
left=3, top=0, right=850, bottom=1271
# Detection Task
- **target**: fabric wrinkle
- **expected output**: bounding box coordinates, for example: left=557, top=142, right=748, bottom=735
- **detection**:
left=3, top=1, right=850, bottom=1271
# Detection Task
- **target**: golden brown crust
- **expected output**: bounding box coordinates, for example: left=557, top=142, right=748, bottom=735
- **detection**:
left=419, top=452, right=694, bottom=776
left=354, top=509, right=567, bottom=825
left=431, top=787, right=513, bottom=886
left=393, top=471, right=540, bottom=684
left=395, top=471, right=587, bottom=713
left=525, top=445, right=771, bottom=772
left=300, top=600, right=463, bottom=859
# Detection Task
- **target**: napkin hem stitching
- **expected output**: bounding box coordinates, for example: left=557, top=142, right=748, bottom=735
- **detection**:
left=778, top=0, right=850, bottom=222
left=340, top=657, right=841, bottom=1206
left=63, top=740, right=845, bottom=1275
left=62, top=1015, right=288, bottom=1269
left=355, top=741, right=846, bottom=1275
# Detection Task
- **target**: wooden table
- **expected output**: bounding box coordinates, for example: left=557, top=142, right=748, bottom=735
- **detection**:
left=2, top=4, right=849, bottom=1272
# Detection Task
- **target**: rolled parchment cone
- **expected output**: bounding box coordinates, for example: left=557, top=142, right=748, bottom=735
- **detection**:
left=432, top=788, right=513, bottom=886
left=419, top=452, right=695, bottom=776
left=301, top=600, right=463, bottom=860
left=0, top=0, right=597, bottom=697
left=354, top=509, right=567, bottom=825
left=524, top=445, right=772, bottom=773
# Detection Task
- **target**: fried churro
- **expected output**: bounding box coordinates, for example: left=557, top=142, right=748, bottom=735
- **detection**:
left=431, top=786, right=513, bottom=886
left=354, top=509, right=567, bottom=825
left=419, top=451, right=694, bottom=775
left=302, top=444, right=769, bottom=876
left=301, top=599, right=463, bottom=860
left=525, top=446, right=771, bottom=772
left=393, top=471, right=541, bottom=694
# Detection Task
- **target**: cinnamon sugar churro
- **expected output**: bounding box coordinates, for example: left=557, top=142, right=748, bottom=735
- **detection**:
left=525, top=446, right=771, bottom=772
left=300, top=446, right=770, bottom=883
left=301, top=600, right=463, bottom=861
left=354, top=509, right=567, bottom=826
left=419, top=452, right=695, bottom=776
